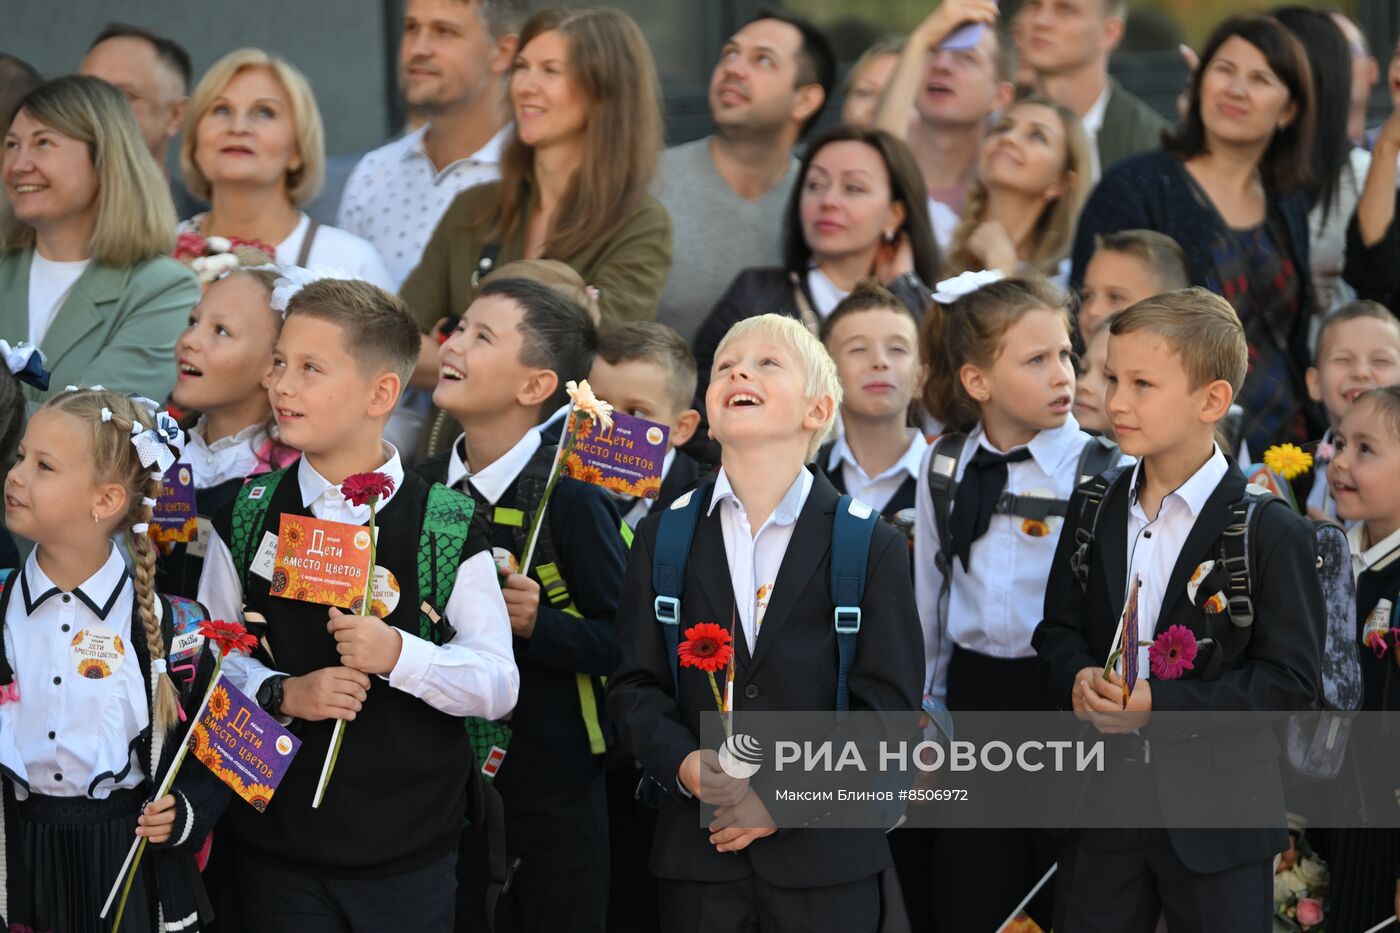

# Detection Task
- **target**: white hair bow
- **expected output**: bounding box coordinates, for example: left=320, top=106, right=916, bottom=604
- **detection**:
left=932, top=269, right=1006, bottom=304
left=269, top=265, right=360, bottom=315
left=130, top=411, right=185, bottom=474
left=0, top=340, right=49, bottom=390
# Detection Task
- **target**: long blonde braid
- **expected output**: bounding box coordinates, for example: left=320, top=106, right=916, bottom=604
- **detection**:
left=42, top=389, right=183, bottom=732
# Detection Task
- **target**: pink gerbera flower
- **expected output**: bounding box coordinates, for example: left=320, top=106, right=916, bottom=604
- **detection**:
left=1149, top=625, right=1198, bottom=680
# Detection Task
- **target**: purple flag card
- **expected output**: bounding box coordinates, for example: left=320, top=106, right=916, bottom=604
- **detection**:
left=151, top=463, right=198, bottom=545
left=190, top=673, right=301, bottom=811
left=561, top=410, right=669, bottom=499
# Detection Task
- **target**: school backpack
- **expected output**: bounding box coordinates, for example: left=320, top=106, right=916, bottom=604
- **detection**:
left=925, top=432, right=1121, bottom=581
left=1068, top=467, right=1362, bottom=781
left=651, top=479, right=879, bottom=715
left=482, top=443, right=633, bottom=757
left=226, top=468, right=513, bottom=775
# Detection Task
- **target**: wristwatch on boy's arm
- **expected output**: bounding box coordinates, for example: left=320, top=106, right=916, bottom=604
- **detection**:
left=256, top=674, right=286, bottom=717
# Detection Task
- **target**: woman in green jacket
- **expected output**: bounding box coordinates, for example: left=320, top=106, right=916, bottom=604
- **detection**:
left=401, top=6, right=672, bottom=343
left=0, top=76, right=197, bottom=412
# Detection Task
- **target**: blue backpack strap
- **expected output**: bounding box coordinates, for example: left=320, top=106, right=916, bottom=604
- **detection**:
left=652, top=482, right=711, bottom=695
left=831, top=495, right=879, bottom=715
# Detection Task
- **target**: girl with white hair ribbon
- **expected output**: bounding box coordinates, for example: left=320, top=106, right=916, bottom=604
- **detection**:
left=0, top=387, right=229, bottom=933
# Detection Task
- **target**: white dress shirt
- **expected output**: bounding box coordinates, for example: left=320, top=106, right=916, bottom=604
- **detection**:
left=915, top=417, right=1114, bottom=703
left=0, top=545, right=148, bottom=799
left=337, top=124, right=510, bottom=290
left=805, top=268, right=849, bottom=319
left=1080, top=82, right=1113, bottom=184
left=1117, top=445, right=1230, bottom=682
left=445, top=428, right=543, bottom=503
left=1348, top=522, right=1400, bottom=577
left=182, top=418, right=274, bottom=489
left=827, top=430, right=928, bottom=515
left=622, top=449, right=677, bottom=529
left=198, top=444, right=518, bottom=721
left=709, top=467, right=813, bottom=653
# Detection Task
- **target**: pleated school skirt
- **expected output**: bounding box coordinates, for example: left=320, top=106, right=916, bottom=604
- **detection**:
left=12, top=786, right=157, bottom=933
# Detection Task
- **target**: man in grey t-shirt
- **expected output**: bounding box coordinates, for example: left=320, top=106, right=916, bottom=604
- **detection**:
left=654, top=10, right=835, bottom=342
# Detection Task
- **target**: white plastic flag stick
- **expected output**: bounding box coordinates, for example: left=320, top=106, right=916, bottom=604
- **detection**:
left=101, top=668, right=221, bottom=918
left=519, top=403, right=576, bottom=577
left=1361, top=916, right=1398, bottom=933
left=997, top=862, right=1057, bottom=933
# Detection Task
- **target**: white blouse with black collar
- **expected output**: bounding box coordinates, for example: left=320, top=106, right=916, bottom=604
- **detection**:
left=0, top=545, right=148, bottom=799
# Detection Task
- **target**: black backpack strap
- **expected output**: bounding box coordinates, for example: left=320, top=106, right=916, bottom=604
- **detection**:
left=1069, top=464, right=1133, bottom=593
left=925, top=433, right=966, bottom=580
left=1218, top=487, right=1278, bottom=631
left=1076, top=435, right=1122, bottom=488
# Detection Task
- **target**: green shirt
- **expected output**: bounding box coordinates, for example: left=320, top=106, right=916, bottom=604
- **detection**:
left=399, top=181, right=673, bottom=328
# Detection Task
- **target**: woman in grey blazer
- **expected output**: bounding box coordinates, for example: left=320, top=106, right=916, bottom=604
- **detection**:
left=0, top=75, right=197, bottom=412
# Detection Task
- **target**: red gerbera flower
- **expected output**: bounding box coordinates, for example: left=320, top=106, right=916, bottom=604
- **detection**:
left=173, top=231, right=207, bottom=261
left=198, top=619, right=259, bottom=658
left=1148, top=625, right=1198, bottom=680
left=678, top=622, right=733, bottom=673
left=341, top=472, right=396, bottom=507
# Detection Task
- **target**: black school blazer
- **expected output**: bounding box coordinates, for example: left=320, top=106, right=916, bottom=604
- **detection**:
left=1033, top=461, right=1324, bottom=874
left=607, top=469, right=923, bottom=887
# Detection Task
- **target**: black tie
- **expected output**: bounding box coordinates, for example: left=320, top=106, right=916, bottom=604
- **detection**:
left=948, top=446, right=1033, bottom=572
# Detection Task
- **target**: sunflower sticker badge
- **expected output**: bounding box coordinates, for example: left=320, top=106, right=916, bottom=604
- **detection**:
left=104, top=619, right=290, bottom=928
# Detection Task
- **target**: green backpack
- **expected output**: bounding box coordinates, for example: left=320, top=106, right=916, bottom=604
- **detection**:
left=228, top=469, right=512, bottom=777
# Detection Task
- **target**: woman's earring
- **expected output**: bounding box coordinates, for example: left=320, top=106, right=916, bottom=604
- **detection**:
left=92, top=512, right=99, bottom=524
left=884, top=230, right=896, bottom=244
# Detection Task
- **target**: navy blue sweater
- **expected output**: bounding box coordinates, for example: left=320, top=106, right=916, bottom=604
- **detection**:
left=1070, top=149, right=1320, bottom=447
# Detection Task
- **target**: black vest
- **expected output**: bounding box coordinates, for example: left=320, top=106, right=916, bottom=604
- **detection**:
left=220, top=470, right=474, bottom=878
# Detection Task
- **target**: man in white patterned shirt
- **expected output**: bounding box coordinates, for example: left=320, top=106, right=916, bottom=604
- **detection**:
left=338, top=0, right=523, bottom=290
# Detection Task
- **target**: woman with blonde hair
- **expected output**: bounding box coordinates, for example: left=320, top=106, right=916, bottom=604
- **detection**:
left=944, top=94, right=1092, bottom=289
left=0, top=75, right=198, bottom=409
left=401, top=5, right=671, bottom=342
left=178, top=49, right=391, bottom=286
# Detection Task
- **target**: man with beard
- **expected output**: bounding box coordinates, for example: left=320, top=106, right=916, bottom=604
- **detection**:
left=654, top=10, right=835, bottom=342
left=339, top=0, right=522, bottom=290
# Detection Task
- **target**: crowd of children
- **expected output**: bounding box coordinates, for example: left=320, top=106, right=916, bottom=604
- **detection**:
left=2, top=224, right=1400, bottom=933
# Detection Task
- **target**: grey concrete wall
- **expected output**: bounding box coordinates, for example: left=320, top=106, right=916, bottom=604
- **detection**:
left=4, top=0, right=395, bottom=157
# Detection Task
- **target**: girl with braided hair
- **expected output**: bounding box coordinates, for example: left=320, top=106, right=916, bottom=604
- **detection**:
left=0, top=388, right=229, bottom=932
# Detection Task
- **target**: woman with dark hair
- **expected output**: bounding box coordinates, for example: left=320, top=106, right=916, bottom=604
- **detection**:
left=692, top=125, right=939, bottom=400
left=1273, top=5, right=1373, bottom=314
left=1070, top=14, right=1319, bottom=453
left=401, top=6, right=671, bottom=335
left=1345, top=109, right=1400, bottom=311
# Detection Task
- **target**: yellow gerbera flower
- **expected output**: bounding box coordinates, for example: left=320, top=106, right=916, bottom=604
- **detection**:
left=1263, top=443, right=1313, bottom=481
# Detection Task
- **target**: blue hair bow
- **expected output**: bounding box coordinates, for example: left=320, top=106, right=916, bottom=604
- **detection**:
left=0, top=340, right=49, bottom=391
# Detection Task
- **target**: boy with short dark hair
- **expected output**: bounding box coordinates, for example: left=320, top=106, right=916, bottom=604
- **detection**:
left=417, top=276, right=627, bottom=933
left=817, top=281, right=927, bottom=519
left=1077, top=230, right=1190, bottom=342
left=197, top=277, right=519, bottom=931
left=609, top=313, right=922, bottom=933
left=1034, top=287, right=1324, bottom=932
left=590, top=321, right=704, bottom=525
left=1304, top=300, right=1400, bottom=519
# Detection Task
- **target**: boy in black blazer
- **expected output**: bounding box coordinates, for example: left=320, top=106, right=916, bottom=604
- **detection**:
left=608, top=314, right=923, bottom=933
left=1033, top=288, right=1323, bottom=932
